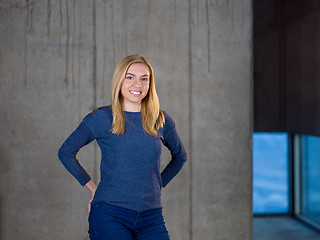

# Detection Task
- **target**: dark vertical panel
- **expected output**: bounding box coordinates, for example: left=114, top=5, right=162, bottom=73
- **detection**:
left=254, top=0, right=320, bottom=136
left=285, top=0, right=320, bottom=136
left=285, top=2, right=302, bottom=134
left=254, top=0, right=281, bottom=131
left=277, top=0, right=287, bottom=130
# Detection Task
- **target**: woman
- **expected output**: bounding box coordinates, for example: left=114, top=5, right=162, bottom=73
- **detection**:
left=58, top=54, right=187, bottom=240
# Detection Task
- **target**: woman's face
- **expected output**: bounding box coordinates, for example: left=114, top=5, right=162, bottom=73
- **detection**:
left=121, top=63, right=150, bottom=112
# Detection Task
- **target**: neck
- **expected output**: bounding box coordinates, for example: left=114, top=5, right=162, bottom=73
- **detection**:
left=122, top=102, right=141, bottom=112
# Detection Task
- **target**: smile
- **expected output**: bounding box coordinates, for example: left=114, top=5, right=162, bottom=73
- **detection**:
left=129, top=90, right=142, bottom=95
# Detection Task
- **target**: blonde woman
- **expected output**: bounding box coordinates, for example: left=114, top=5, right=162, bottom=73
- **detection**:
left=58, top=54, right=187, bottom=240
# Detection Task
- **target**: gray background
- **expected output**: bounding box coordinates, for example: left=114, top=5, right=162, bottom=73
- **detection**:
left=0, top=1, right=252, bottom=239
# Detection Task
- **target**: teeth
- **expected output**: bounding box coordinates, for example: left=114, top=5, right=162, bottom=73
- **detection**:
left=130, top=91, right=141, bottom=95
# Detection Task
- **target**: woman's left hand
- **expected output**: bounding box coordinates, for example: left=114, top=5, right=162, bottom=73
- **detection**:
left=85, top=180, right=97, bottom=213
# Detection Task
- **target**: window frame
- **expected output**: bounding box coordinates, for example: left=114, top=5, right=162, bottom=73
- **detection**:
left=294, top=134, right=320, bottom=231
left=252, top=132, right=320, bottom=232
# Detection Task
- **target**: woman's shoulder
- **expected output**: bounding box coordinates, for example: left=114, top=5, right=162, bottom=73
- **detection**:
left=93, top=105, right=112, bottom=116
left=161, top=110, right=176, bottom=128
left=82, top=105, right=113, bottom=127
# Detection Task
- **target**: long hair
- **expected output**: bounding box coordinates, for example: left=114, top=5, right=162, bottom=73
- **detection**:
left=110, top=54, right=165, bottom=136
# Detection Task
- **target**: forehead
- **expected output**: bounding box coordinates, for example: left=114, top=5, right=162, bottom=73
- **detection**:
left=126, top=63, right=150, bottom=75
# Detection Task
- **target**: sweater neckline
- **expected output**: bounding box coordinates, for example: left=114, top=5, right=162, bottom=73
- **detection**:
left=124, top=110, right=141, bottom=114
left=124, top=111, right=142, bottom=118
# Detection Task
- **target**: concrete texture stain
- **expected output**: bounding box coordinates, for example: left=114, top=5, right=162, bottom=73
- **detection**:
left=196, top=0, right=199, bottom=28
left=65, top=0, right=70, bottom=92
left=59, top=0, right=63, bottom=54
left=92, top=0, right=97, bottom=110
left=122, top=0, right=127, bottom=56
left=111, top=0, right=115, bottom=69
left=29, top=5, right=34, bottom=34
left=229, top=0, right=235, bottom=32
left=24, top=0, right=29, bottom=87
left=102, top=0, right=107, bottom=102
left=47, top=0, right=51, bottom=37
left=205, top=0, right=211, bottom=73
left=174, top=0, right=177, bottom=23
left=72, top=0, right=76, bottom=91
left=77, top=0, right=82, bottom=122
left=145, top=0, right=151, bottom=56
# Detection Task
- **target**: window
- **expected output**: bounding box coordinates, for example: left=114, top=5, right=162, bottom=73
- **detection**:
left=301, top=135, right=320, bottom=224
left=253, top=133, right=289, bottom=214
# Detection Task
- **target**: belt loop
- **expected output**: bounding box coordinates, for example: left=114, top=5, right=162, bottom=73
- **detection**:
left=135, top=211, right=141, bottom=223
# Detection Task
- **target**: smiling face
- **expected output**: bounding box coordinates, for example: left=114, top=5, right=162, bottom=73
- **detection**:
left=121, top=63, right=150, bottom=112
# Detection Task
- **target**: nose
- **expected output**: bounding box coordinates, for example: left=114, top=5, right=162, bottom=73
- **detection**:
left=133, top=79, right=141, bottom=88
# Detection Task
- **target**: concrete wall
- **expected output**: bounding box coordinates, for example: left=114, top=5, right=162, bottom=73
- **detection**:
left=0, top=1, right=252, bottom=240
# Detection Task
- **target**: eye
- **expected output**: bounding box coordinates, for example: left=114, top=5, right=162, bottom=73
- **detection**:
left=126, top=76, right=133, bottom=80
left=141, top=77, right=148, bottom=82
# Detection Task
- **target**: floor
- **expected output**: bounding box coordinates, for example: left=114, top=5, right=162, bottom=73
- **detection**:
left=253, top=216, right=320, bottom=240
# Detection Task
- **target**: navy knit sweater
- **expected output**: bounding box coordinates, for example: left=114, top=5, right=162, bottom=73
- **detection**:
left=58, top=106, right=187, bottom=211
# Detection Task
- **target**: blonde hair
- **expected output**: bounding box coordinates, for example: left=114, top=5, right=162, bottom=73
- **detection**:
left=110, top=54, right=164, bottom=136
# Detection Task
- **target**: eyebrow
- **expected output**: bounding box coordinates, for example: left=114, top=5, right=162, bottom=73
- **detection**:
left=126, top=73, right=149, bottom=77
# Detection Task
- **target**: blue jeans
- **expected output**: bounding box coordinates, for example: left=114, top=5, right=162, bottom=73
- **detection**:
left=88, top=202, right=170, bottom=240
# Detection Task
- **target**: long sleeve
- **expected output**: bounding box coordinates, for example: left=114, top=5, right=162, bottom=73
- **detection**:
left=161, top=114, right=187, bottom=188
left=58, top=121, right=95, bottom=186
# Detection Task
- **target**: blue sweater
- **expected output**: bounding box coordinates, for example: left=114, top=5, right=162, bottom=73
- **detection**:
left=58, top=106, right=187, bottom=211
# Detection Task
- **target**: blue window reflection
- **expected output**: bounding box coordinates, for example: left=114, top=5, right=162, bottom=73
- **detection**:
left=301, top=135, right=320, bottom=223
left=253, top=133, right=289, bottom=214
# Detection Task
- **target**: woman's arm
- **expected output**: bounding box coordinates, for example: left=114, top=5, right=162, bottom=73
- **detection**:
left=58, top=121, right=95, bottom=186
left=58, top=120, right=97, bottom=212
left=161, top=112, right=187, bottom=188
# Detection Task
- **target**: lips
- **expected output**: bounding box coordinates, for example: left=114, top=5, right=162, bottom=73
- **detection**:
left=129, top=90, right=142, bottom=95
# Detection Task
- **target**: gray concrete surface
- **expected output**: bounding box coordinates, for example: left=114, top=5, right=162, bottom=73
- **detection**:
left=253, top=217, right=320, bottom=240
left=0, top=1, right=252, bottom=240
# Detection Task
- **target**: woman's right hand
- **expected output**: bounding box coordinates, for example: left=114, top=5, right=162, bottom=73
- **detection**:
left=85, top=180, right=97, bottom=213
